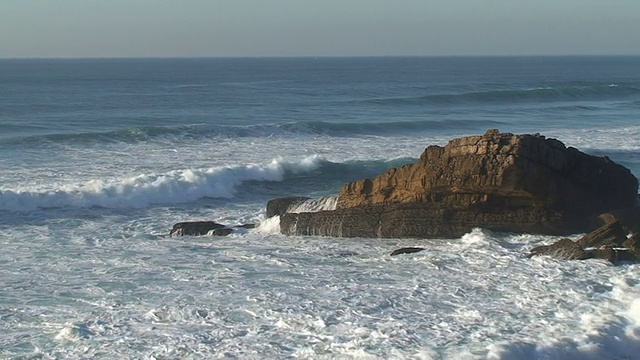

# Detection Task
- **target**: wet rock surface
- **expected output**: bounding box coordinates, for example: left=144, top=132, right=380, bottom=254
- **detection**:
left=170, top=221, right=255, bottom=237
left=390, top=247, right=426, bottom=256
left=529, top=222, right=640, bottom=265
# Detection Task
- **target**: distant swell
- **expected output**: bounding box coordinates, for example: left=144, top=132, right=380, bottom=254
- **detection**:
left=1, top=119, right=504, bottom=146
left=363, top=84, right=640, bottom=106
left=0, top=156, right=413, bottom=212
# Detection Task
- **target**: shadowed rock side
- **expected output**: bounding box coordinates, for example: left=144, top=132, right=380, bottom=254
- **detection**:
left=279, top=130, right=639, bottom=238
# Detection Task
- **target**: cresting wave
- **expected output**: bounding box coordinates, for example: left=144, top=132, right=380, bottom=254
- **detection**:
left=0, top=157, right=410, bottom=212
left=0, top=156, right=323, bottom=212
left=362, top=84, right=640, bottom=106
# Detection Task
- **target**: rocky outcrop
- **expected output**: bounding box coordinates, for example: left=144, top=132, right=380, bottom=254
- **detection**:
left=528, top=238, right=590, bottom=260
left=278, top=130, right=639, bottom=238
left=528, top=222, right=640, bottom=265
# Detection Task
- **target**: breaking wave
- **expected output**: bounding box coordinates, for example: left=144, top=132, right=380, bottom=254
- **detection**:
left=0, top=156, right=413, bottom=212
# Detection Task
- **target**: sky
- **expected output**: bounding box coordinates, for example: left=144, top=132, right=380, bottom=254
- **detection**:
left=1, top=0, right=639, bottom=58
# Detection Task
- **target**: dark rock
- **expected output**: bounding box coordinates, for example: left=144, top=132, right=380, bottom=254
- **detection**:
left=587, top=246, right=637, bottom=264
left=390, top=247, right=426, bottom=256
left=266, top=196, right=310, bottom=218
left=528, top=238, right=591, bottom=260
left=577, top=221, right=628, bottom=248
left=529, top=225, right=640, bottom=264
left=597, top=206, right=640, bottom=234
left=208, top=228, right=234, bottom=236
left=237, top=223, right=256, bottom=229
left=170, top=221, right=226, bottom=237
left=277, top=130, right=638, bottom=238
left=281, top=202, right=570, bottom=238
left=622, top=233, right=640, bottom=249
left=622, top=233, right=640, bottom=261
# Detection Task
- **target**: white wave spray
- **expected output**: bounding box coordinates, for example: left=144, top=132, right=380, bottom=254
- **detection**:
left=0, top=156, right=324, bottom=212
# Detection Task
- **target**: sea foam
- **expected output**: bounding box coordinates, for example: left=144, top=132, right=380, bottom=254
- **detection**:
left=0, top=156, right=324, bottom=212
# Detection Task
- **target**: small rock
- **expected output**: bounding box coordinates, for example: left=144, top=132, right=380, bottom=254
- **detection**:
left=170, top=221, right=226, bottom=237
left=390, top=247, right=426, bottom=256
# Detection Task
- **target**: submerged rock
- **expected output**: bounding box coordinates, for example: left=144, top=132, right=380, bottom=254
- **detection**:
left=169, top=221, right=255, bottom=237
left=170, top=221, right=226, bottom=237
left=390, top=247, right=426, bottom=256
left=276, top=130, right=639, bottom=238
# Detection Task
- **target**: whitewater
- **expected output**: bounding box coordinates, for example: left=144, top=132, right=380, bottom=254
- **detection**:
left=1, top=57, right=640, bottom=359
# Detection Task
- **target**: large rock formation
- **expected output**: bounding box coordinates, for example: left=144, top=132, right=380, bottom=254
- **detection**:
left=278, top=130, right=638, bottom=238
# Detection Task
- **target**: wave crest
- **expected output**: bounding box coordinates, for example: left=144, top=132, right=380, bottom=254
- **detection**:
left=0, top=156, right=325, bottom=212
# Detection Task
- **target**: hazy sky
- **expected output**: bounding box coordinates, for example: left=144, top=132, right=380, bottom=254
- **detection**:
left=2, top=0, right=639, bottom=58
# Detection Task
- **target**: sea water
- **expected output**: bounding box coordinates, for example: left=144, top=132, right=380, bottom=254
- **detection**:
left=1, top=57, right=640, bottom=359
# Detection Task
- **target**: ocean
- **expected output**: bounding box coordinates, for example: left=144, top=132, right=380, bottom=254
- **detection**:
left=1, top=56, right=640, bottom=359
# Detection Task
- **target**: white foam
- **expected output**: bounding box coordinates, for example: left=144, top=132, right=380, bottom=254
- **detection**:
left=0, top=156, right=323, bottom=211
left=547, top=125, right=640, bottom=152
left=287, top=196, right=338, bottom=213
left=257, top=215, right=281, bottom=235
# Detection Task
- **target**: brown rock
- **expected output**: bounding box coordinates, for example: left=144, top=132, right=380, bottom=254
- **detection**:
left=279, top=130, right=638, bottom=238
left=337, top=130, right=636, bottom=221
left=528, top=238, right=591, bottom=260
left=577, top=221, right=628, bottom=248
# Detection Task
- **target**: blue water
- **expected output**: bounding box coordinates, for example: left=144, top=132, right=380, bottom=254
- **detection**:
left=1, top=57, right=640, bottom=359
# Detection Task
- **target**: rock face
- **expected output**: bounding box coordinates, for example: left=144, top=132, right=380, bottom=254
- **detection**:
left=279, top=130, right=638, bottom=238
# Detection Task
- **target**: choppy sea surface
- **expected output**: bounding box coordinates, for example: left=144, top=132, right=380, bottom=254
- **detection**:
left=1, top=57, right=640, bottom=359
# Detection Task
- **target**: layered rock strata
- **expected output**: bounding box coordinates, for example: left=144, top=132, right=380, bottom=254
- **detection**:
left=278, top=130, right=638, bottom=238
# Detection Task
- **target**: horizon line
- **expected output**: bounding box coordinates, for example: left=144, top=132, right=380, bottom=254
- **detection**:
left=1, top=54, right=640, bottom=61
